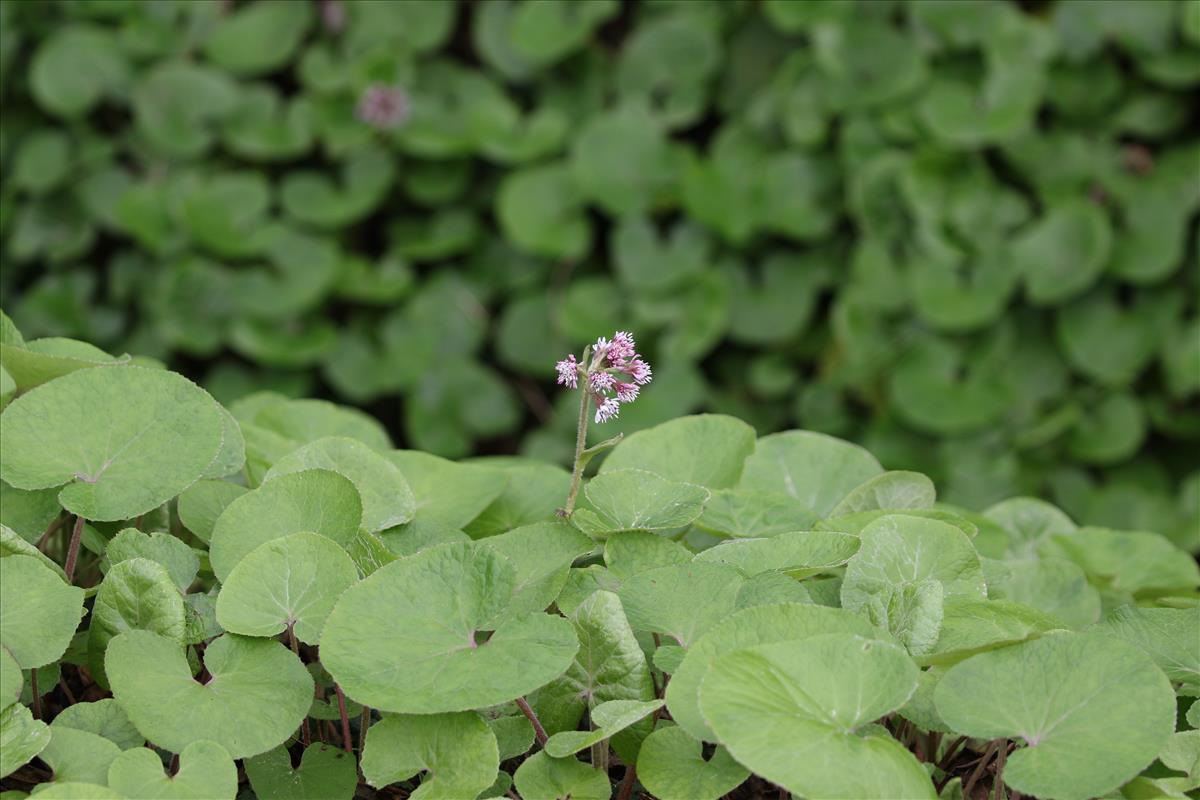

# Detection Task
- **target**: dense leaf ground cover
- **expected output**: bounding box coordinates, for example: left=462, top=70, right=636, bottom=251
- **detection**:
left=0, top=0, right=1198, bottom=548
left=1, top=316, right=1198, bottom=799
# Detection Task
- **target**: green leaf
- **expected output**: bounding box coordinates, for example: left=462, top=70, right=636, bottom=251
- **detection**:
left=983, top=497, right=1077, bottom=559
left=603, top=532, right=691, bottom=579
left=1094, top=605, right=1199, bottom=690
left=920, top=598, right=1060, bottom=667
left=106, top=529, right=198, bottom=593
left=209, top=469, right=362, bottom=582
left=935, top=632, right=1176, bottom=800
left=321, top=542, right=578, bottom=713
left=601, top=415, right=757, bottom=490
left=203, top=0, right=312, bottom=76
left=841, top=515, right=986, bottom=655
left=497, top=163, right=591, bottom=260
left=386, top=450, right=507, bottom=529
left=133, top=62, right=239, bottom=159
left=513, top=750, right=610, bottom=800
left=282, top=148, right=396, bottom=230
left=216, top=532, right=358, bottom=645
left=570, top=106, right=676, bottom=216
left=508, top=0, right=618, bottom=67
left=696, top=490, right=819, bottom=538
left=264, top=437, right=415, bottom=533
left=202, top=407, right=246, bottom=480
left=39, top=723, right=121, bottom=786
left=464, top=460, right=571, bottom=538
left=29, top=26, right=127, bottom=118
left=18, top=784, right=119, bottom=799
left=244, top=744, right=358, bottom=800
left=479, top=522, right=594, bottom=618
left=694, top=530, right=860, bottom=579
left=737, top=430, right=884, bottom=516
left=0, top=556, right=85, bottom=669
left=666, top=603, right=889, bottom=742
left=249, top=397, right=392, bottom=451
left=361, top=712, right=498, bottom=797
left=618, top=562, right=744, bottom=647
left=581, top=469, right=709, bottom=534
left=176, top=480, right=247, bottom=544
left=1045, top=526, right=1200, bottom=596
left=636, top=725, right=749, bottom=800
left=0, top=482, right=60, bottom=545
left=700, top=634, right=934, bottom=799
left=544, top=698, right=662, bottom=757
left=0, top=648, right=21, bottom=711
left=830, top=471, right=937, bottom=516
left=0, top=703, right=50, bottom=779
left=0, top=523, right=66, bottom=580
left=0, top=367, right=225, bottom=520
left=1014, top=199, right=1112, bottom=306
left=51, top=699, right=141, bottom=750
left=88, top=557, right=185, bottom=687
left=107, top=740, right=237, bottom=800
left=106, top=630, right=313, bottom=759
left=532, top=589, right=655, bottom=754
left=982, top=558, right=1101, bottom=629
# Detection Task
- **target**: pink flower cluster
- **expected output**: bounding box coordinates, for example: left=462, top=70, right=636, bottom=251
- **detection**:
left=357, top=83, right=410, bottom=130
left=555, top=331, right=652, bottom=424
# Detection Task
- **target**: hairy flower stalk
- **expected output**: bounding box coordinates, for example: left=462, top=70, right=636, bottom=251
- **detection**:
left=555, top=331, right=652, bottom=516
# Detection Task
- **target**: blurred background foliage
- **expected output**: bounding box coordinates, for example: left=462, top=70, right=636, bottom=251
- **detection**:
left=0, top=0, right=1197, bottom=548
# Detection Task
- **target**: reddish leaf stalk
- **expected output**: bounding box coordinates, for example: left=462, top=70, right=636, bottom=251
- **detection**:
left=63, top=515, right=85, bottom=583
left=334, top=683, right=353, bottom=754
left=515, top=696, right=548, bottom=747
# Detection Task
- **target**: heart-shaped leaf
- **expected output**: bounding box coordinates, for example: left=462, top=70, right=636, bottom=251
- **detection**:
left=0, top=555, right=85, bottom=669
left=88, top=557, right=186, bottom=687
left=699, top=634, right=934, bottom=799
left=604, top=532, right=691, bottom=579
left=244, top=744, right=358, bottom=800
left=52, top=699, right=141, bottom=750
left=0, top=703, right=50, bottom=779
left=617, top=562, right=744, bottom=648
left=636, top=725, right=749, bottom=800
left=106, top=630, right=313, bottom=758
left=666, top=603, right=890, bottom=742
left=264, top=437, right=415, bottom=533
left=176, top=480, right=247, bottom=545
left=1, top=648, right=21, bottom=711
left=0, top=367, right=224, bottom=520
left=737, top=430, right=884, bottom=516
left=601, top=415, right=757, bottom=490
left=40, top=723, right=122, bottom=785
left=1095, top=605, right=1199, bottom=690
left=106, top=529, right=198, bottom=592
left=934, top=632, right=1176, bottom=800
left=581, top=469, right=710, bottom=533
left=830, top=471, right=937, bottom=516
left=361, top=712, right=499, bottom=798
left=693, top=530, right=860, bottom=579
left=479, top=522, right=594, bottom=618
left=513, top=750, right=610, bottom=800
left=386, top=450, right=507, bottom=529
left=696, top=490, right=819, bottom=538
left=209, top=469, right=361, bottom=582
left=321, top=542, right=578, bottom=713
left=107, top=740, right=236, bottom=799
left=216, top=532, right=358, bottom=645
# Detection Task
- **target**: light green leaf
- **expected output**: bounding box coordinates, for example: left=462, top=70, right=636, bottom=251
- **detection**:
left=201, top=407, right=246, bottom=480
left=0, top=704, right=50, bottom=779
left=694, top=530, right=860, bottom=579
left=981, top=558, right=1101, bottom=629
left=1094, top=606, right=1199, bottom=690
left=831, top=471, right=937, bottom=516
left=216, top=532, right=358, bottom=645
left=87, top=557, right=185, bottom=687
left=486, top=712, right=535, bottom=761
left=463, top=460, right=571, bottom=538
left=983, top=497, right=1077, bottom=559
left=107, top=740, right=236, bottom=800
left=39, top=724, right=121, bottom=785
left=0, top=338, right=127, bottom=391
left=386, top=450, right=507, bottom=529
left=666, top=603, right=890, bottom=742
left=1045, top=527, right=1200, bottom=597
left=1015, top=200, right=1112, bottom=306
left=700, top=634, right=934, bottom=799
left=209, top=469, right=361, bottom=582
left=618, top=562, right=744, bottom=647
left=601, top=415, right=756, bottom=490
left=264, top=437, right=414, bottom=533
left=20, top=784, right=120, bottom=799
left=935, top=632, right=1176, bottom=800
left=1, top=648, right=21, bottom=711
left=636, top=725, right=748, bottom=800
left=0, top=367, right=224, bottom=520
left=106, top=529, right=198, bottom=592
left=480, top=522, right=594, bottom=618
left=250, top=397, right=391, bottom=451
left=921, top=598, right=1060, bottom=667
left=737, top=430, right=884, bottom=516
left=203, top=0, right=311, bottom=76
left=361, top=712, right=498, bottom=798
left=582, top=469, right=710, bottom=533
left=513, top=750, right=610, bottom=800
left=696, top=490, right=819, bottom=538
left=603, top=532, right=691, bottom=579
left=0, top=523, right=66, bottom=580
left=244, top=744, right=358, bottom=800
left=176, top=480, right=247, bottom=544
left=321, top=542, right=578, bottom=713
left=52, top=699, right=141, bottom=751
left=841, top=515, right=986, bottom=655
left=106, top=630, right=313, bottom=759
left=0, top=482, right=60, bottom=545
left=0, top=555, right=85, bottom=668
left=545, top=699, right=663, bottom=757
left=29, top=25, right=127, bottom=117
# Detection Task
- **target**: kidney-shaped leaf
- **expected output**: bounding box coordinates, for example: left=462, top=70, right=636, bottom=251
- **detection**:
left=583, top=469, right=710, bottom=533
left=0, top=702, right=51, bottom=779
left=106, top=528, right=199, bottom=593
left=636, top=725, right=749, bottom=800
left=0, top=367, right=225, bottom=520
left=321, top=542, right=578, bottom=713
left=600, top=414, right=757, bottom=490
left=88, top=557, right=186, bottom=687
left=386, top=450, right=507, bottom=529
left=830, top=471, right=937, bottom=517
left=479, top=522, right=594, bottom=619
left=244, top=743, right=358, bottom=800
left=52, top=699, right=142, bottom=750
left=106, top=630, right=313, bottom=759
left=737, top=430, right=884, bottom=517
left=699, top=634, right=934, bottom=799
left=107, top=739, right=237, bottom=800
left=617, top=562, right=745, bottom=648
left=693, top=530, right=860, bottom=579
left=209, top=469, right=361, bottom=582
left=934, top=632, right=1176, bottom=800
left=361, top=712, right=498, bottom=798
left=0, top=555, right=85, bottom=668
left=666, top=603, right=889, bottom=742
left=513, top=750, right=610, bottom=800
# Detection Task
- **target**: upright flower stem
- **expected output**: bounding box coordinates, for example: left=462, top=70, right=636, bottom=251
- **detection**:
left=560, top=388, right=591, bottom=516
left=63, top=515, right=85, bottom=584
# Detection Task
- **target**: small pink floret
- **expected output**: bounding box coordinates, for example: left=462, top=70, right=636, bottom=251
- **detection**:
left=555, top=355, right=579, bottom=389
left=594, top=397, right=621, bottom=424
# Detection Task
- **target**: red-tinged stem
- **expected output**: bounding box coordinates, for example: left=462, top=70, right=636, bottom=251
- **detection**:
left=30, top=669, right=41, bottom=719
left=63, top=515, right=85, bottom=583
left=58, top=675, right=76, bottom=705
left=560, top=386, right=591, bottom=516
left=994, top=740, right=1009, bottom=800
left=36, top=514, right=64, bottom=553
left=963, top=740, right=1000, bottom=798
left=334, top=684, right=353, bottom=754
left=359, top=706, right=370, bottom=753
left=615, top=763, right=638, bottom=800
left=515, top=696, right=548, bottom=747
left=287, top=625, right=311, bottom=747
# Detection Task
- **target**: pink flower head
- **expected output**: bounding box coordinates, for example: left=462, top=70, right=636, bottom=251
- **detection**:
left=357, top=83, right=410, bottom=130
left=555, top=355, right=579, bottom=389
left=555, top=330, right=650, bottom=424
left=594, top=397, right=621, bottom=424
